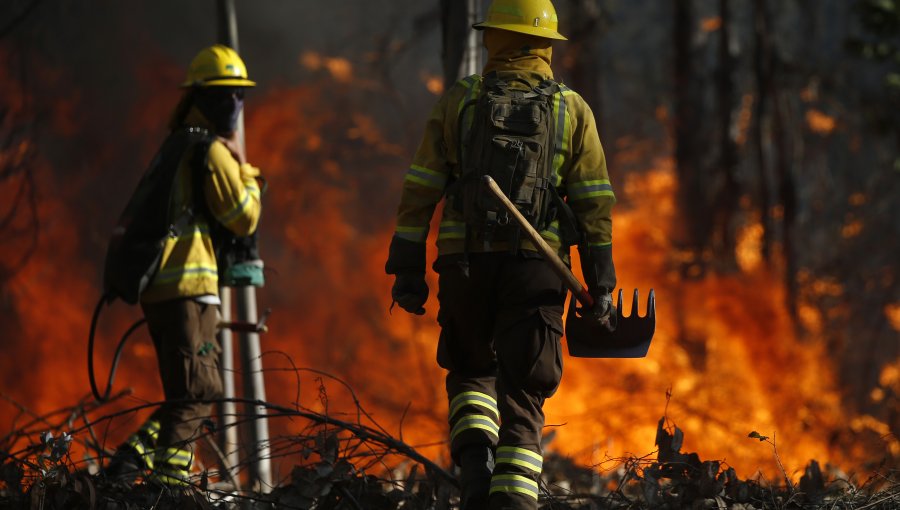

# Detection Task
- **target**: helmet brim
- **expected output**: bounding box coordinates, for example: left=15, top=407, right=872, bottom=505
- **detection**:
left=473, top=21, right=568, bottom=41
left=180, top=78, right=257, bottom=88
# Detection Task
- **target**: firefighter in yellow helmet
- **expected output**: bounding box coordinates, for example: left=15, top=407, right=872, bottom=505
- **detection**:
left=385, top=0, right=615, bottom=508
left=104, top=44, right=262, bottom=489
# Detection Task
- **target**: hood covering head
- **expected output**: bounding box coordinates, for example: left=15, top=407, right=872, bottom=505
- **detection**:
left=193, top=87, right=244, bottom=136
left=168, top=88, right=244, bottom=136
left=482, top=28, right=554, bottom=79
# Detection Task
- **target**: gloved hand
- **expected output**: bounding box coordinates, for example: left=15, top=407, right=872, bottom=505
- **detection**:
left=590, top=291, right=616, bottom=332
left=392, top=273, right=428, bottom=315
left=579, top=244, right=617, bottom=331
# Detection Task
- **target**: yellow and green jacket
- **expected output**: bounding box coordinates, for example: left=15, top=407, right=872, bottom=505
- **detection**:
left=140, top=108, right=262, bottom=303
left=392, top=34, right=614, bottom=258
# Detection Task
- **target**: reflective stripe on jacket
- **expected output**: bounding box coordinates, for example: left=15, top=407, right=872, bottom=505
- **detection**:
left=141, top=108, right=262, bottom=303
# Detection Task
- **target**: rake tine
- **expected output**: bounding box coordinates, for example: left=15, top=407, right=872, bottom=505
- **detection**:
left=647, top=289, right=656, bottom=319
left=630, top=289, right=640, bottom=319
left=616, top=289, right=624, bottom=315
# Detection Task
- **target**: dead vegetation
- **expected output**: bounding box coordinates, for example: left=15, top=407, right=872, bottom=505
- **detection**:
left=0, top=375, right=898, bottom=510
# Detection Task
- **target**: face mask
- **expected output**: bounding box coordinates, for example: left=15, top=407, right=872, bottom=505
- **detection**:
left=194, top=88, right=244, bottom=135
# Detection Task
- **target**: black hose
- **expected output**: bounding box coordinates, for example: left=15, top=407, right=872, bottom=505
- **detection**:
left=88, top=293, right=146, bottom=402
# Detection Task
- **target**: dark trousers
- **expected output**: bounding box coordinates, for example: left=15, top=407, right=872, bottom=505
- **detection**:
left=435, top=252, right=566, bottom=509
left=141, top=299, right=223, bottom=452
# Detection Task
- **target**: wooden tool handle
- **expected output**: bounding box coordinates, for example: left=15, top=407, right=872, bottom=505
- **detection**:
left=482, top=175, right=594, bottom=308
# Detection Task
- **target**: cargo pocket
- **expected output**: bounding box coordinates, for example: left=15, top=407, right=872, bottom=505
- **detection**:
left=497, top=309, right=564, bottom=398
left=436, top=308, right=456, bottom=371
left=524, top=308, right=564, bottom=398
left=184, top=347, right=223, bottom=401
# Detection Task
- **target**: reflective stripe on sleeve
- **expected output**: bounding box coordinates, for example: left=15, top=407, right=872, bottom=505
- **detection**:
left=496, top=446, right=543, bottom=474
left=404, top=164, right=447, bottom=190
left=218, top=189, right=252, bottom=226
left=449, top=391, right=499, bottom=421
left=394, top=226, right=428, bottom=243
left=450, top=414, right=500, bottom=441
left=540, top=221, right=560, bottom=242
left=438, top=221, right=466, bottom=240
left=568, top=179, right=614, bottom=201
left=489, top=474, right=539, bottom=500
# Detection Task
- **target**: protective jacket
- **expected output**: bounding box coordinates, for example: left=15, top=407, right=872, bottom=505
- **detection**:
left=391, top=34, right=615, bottom=258
left=140, top=107, right=262, bottom=303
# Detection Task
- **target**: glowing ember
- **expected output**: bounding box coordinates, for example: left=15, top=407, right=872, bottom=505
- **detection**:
left=701, top=16, right=722, bottom=32
left=884, top=304, right=900, bottom=332
left=300, top=51, right=354, bottom=82
left=806, top=109, right=837, bottom=135
left=735, top=222, right=763, bottom=272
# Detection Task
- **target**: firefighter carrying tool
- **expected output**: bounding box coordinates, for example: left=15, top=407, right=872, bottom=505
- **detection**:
left=384, top=1, right=651, bottom=508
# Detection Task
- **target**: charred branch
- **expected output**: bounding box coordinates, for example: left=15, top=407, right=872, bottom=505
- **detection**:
left=2, top=390, right=899, bottom=509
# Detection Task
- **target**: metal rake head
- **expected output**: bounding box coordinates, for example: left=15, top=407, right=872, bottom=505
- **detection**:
left=565, top=288, right=657, bottom=358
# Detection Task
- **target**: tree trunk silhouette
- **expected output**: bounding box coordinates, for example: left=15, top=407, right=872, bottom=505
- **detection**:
left=674, top=0, right=709, bottom=277
left=713, top=0, right=739, bottom=268
left=562, top=0, right=605, bottom=115
left=753, top=0, right=773, bottom=263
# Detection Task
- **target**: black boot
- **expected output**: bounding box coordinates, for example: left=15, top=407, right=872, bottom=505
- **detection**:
left=103, top=446, right=145, bottom=485
left=459, top=446, right=495, bottom=510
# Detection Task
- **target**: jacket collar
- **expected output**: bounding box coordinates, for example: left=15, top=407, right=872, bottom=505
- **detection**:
left=481, top=29, right=554, bottom=80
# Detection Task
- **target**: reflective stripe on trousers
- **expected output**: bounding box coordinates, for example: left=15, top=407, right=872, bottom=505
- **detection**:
left=150, top=446, right=193, bottom=487
left=125, top=419, right=161, bottom=469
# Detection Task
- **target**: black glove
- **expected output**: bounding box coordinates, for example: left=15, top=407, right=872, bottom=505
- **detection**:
left=392, top=272, right=428, bottom=315
left=385, top=236, right=426, bottom=275
left=579, top=244, right=617, bottom=331
left=386, top=236, right=428, bottom=315
left=590, top=291, right=616, bottom=331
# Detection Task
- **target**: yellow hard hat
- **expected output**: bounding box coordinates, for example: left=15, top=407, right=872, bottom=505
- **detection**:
left=473, top=0, right=567, bottom=40
left=181, top=44, right=256, bottom=88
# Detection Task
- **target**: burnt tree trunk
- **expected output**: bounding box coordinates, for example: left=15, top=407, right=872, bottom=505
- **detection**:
left=713, top=0, right=740, bottom=268
left=772, top=75, right=797, bottom=320
left=441, top=0, right=472, bottom=88
left=753, top=0, right=774, bottom=263
left=674, top=0, right=710, bottom=277
left=561, top=0, right=605, bottom=115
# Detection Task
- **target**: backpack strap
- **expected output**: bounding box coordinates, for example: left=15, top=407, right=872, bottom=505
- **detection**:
left=184, top=128, right=223, bottom=245
left=534, top=79, right=561, bottom=97
left=163, top=128, right=212, bottom=235
left=548, top=183, right=582, bottom=248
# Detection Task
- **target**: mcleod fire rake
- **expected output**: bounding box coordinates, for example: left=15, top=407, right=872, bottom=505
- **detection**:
left=482, top=175, right=656, bottom=358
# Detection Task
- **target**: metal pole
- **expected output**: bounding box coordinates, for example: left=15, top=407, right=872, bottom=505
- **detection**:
left=236, top=286, right=272, bottom=492
left=217, top=289, right=241, bottom=485
left=462, top=0, right=482, bottom=77
left=216, top=0, right=273, bottom=493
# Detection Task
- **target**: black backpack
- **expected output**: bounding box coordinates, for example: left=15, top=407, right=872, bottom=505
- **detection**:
left=455, top=74, right=562, bottom=249
left=102, top=127, right=213, bottom=304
